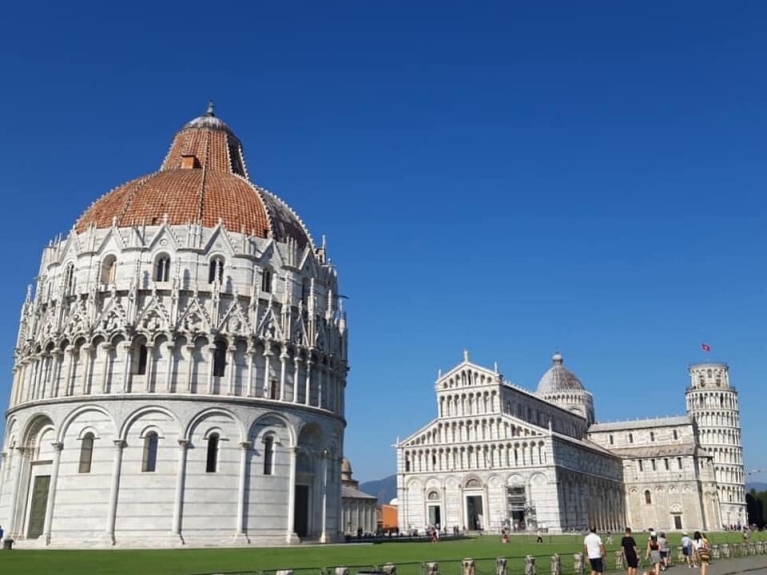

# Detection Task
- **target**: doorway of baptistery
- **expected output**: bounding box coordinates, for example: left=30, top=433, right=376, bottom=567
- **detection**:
left=26, top=475, right=50, bottom=539
left=294, top=484, right=310, bottom=538
left=428, top=504, right=442, bottom=527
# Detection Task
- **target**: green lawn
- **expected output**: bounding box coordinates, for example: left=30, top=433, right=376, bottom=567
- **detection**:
left=0, top=532, right=762, bottom=575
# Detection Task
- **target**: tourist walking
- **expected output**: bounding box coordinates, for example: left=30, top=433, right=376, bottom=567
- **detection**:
left=693, top=531, right=711, bottom=575
left=621, top=527, right=640, bottom=575
left=646, top=532, right=662, bottom=575
left=658, top=532, right=669, bottom=570
left=680, top=532, right=695, bottom=568
left=584, top=526, right=606, bottom=575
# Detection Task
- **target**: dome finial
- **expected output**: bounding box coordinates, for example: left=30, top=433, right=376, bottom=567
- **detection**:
left=552, top=351, right=564, bottom=365
left=206, top=100, right=215, bottom=117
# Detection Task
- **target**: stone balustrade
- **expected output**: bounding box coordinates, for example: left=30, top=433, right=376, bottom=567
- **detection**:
left=573, top=552, right=584, bottom=575
left=524, top=556, right=536, bottom=575
left=496, top=557, right=508, bottom=575
left=550, top=554, right=561, bottom=575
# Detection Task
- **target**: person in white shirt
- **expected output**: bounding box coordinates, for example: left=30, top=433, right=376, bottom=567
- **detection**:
left=680, top=532, right=694, bottom=568
left=584, top=526, right=606, bottom=575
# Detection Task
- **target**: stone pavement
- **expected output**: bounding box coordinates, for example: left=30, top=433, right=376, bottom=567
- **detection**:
left=658, top=557, right=767, bottom=575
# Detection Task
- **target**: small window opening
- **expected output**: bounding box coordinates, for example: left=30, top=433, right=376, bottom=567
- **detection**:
left=628, top=433, right=634, bottom=444
left=261, top=269, right=272, bottom=293
left=644, top=490, right=652, bottom=505
left=651, top=459, right=657, bottom=471
left=206, top=433, right=219, bottom=473
left=639, top=460, right=644, bottom=472
left=64, top=263, right=75, bottom=294
left=609, top=434, right=614, bottom=445
left=269, top=379, right=279, bottom=400
left=79, top=433, right=95, bottom=473
left=101, top=256, right=117, bottom=285
left=673, top=430, right=679, bottom=440
left=213, top=340, right=227, bottom=377
left=650, top=431, right=655, bottom=442
left=263, top=436, right=274, bottom=475
left=136, top=344, right=148, bottom=375
left=208, top=257, right=224, bottom=284
left=154, top=255, right=171, bottom=282
left=677, top=457, right=683, bottom=470
left=142, top=432, right=159, bottom=472
left=664, top=458, right=669, bottom=471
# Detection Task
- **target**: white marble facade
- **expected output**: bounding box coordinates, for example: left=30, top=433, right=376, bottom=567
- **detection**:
left=397, top=353, right=745, bottom=534
left=0, top=106, right=349, bottom=547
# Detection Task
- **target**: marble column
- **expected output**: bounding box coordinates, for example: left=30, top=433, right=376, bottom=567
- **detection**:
left=184, top=344, right=195, bottom=393
left=279, top=346, right=288, bottom=400
left=171, top=439, right=188, bottom=540
left=164, top=340, right=176, bottom=393
left=286, top=446, right=298, bottom=543
left=100, top=344, right=113, bottom=394
left=42, top=441, right=64, bottom=544
left=6, top=447, right=26, bottom=536
left=292, top=357, right=301, bottom=404
left=226, top=346, right=236, bottom=396
left=304, top=359, right=313, bottom=406
left=319, top=449, right=329, bottom=542
left=105, top=440, right=126, bottom=544
left=206, top=344, right=216, bottom=394
left=236, top=441, right=251, bottom=541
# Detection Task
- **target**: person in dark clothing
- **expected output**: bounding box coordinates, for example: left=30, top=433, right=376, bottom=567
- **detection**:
left=621, top=527, right=639, bottom=575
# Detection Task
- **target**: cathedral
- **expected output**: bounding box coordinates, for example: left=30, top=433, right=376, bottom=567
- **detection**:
left=396, top=352, right=746, bottom=534
left=0, top=105, right=349, bottom=547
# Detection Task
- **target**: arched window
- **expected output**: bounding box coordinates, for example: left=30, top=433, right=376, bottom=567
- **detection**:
left=142, top=432, right=159, bottom=472
left=79, top=433, right=95, bottom=473
left=64, top=263, right=75, bottom=294
left=301, top=278, right=310, bottom=304
left=261, top=269, right=272, bottom=293
left=644, top=490, right=652, bottom=505
left=268, top=379, right=279, bottom=400
left=135, top=344, right=148, bottom=375
left=263, top=436, right=274, bottom=475
left=206, top=433, right=220, bottom=473
left=101, top=255, right=118, bottom=285
left=208, top=257, right=224, bottom=284
left=213, top=340, right=227, bottom=377
left=154, top=254, right=171, bottom=282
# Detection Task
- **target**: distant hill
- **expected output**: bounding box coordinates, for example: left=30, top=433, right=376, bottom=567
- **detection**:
left=747, top=482, right=767, bottom=492
left=360, top=474, right=397, bottom=504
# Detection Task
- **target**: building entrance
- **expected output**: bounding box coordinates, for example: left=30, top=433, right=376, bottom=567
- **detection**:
left=294, top=485, right=310, bottom=538
left=428, top=504, right=441, bottom=527
left=466, top=495, right=484, bottom=531
left=26, top=475, right=50, bottom=539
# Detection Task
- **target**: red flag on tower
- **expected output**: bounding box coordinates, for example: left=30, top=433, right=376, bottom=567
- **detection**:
left=701, top=343, right=711, bottom=352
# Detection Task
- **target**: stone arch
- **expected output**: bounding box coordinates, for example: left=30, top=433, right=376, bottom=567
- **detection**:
left=184, top=406, right=246, bottom=444
left=57, top=404, right=117, bottom=444
left=119, top=405, right=182, bottom=442
left=250, top=412, right=295, bottom=447
left=462, top=474, right=483, bottom=489
left=21, top=413, right=56, bottom=448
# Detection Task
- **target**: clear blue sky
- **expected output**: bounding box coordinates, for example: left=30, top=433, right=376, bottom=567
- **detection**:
left=1, top=1, right=765, bottom=483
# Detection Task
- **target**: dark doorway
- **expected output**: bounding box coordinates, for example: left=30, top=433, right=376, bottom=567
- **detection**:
left=27, top=475, right=50, bottom=539
left=466, top=495, right=484, bottom=530
left=294, top=485, right=310, bottom=538
left=674, top=515, right=683, bottom=530
left=428, top=505, right=441, bottom=527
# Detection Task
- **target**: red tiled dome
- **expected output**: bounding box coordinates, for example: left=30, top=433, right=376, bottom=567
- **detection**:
left=75, top=104, right=312, bottom=249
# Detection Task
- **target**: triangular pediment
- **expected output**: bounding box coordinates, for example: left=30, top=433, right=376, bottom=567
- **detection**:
left=94, top=297, right=129, bottom=336
left=146, top=223, right=179, bottom=252
left=135, top=294, right=172, bottom=334
left=298, top=247, right=318, bottom=276
left=256, top=304, right=284, bottom=341
left=400, top=419, right=439, bottom=447
left=96, top=227, right=126, bottom=254
left=217, top=298, right=251, bottom=337
left=176, top=296, right=213, bottom=336
left=258, top=239, right=284, bottom=268
left=290, top=311, right=310, bottom=346
left=63, top=298, right=91, bottom=338
left=203, top=224, right=236, bottom=257
left=57, top=232, right=81, bottom=264
left=436, top=357, right=501, bottom=389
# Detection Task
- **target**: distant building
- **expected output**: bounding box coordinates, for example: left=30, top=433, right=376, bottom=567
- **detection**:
left=341, top=458, right=377, bottom=535
left=396, top=352, right=745, bottom=533
left=378, top=500, right=399, bottom=532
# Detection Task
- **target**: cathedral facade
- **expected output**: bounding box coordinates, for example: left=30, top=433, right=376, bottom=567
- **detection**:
left=0, top=105, right=349, bottom=547
left=396, top=353, right=746, bottom=534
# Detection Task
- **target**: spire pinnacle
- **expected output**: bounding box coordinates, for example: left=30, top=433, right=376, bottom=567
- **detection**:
left=206, top=100, right=215, bottom=117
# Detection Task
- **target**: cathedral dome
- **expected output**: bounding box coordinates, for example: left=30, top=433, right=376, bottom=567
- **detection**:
left=536, top=353, right=585, bottom=394
left=75, top=102, right=313, bottom=249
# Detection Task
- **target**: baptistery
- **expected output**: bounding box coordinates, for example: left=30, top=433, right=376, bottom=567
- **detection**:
left=0, top=103, right=349, bottom=547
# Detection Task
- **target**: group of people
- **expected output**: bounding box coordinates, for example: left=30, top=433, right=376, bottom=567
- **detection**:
left=584, top=527, right=712, bottom=575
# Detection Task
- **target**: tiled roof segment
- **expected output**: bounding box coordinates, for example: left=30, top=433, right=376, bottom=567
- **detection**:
left=74, top=107, right=312, bottom=248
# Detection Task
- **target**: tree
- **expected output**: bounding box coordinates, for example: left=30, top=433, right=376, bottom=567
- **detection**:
left=746, top=489, right=765, bottom=528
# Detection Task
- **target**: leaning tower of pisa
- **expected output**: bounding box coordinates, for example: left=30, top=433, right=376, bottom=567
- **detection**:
left=686, top=363, right=746, bottom=528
